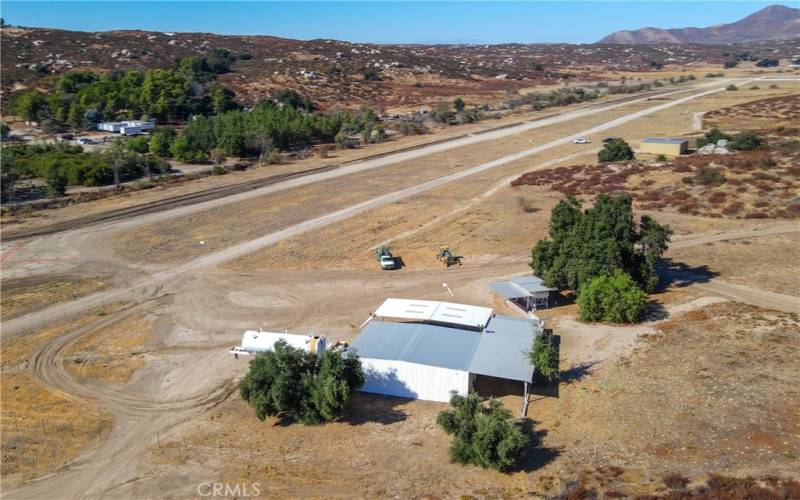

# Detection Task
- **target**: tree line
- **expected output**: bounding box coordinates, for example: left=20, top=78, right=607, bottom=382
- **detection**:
left=13, top=51, right=240, bottom=129
left=1, top=141, right=169, bottom=198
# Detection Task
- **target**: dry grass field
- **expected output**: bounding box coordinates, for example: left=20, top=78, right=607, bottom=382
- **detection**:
left=64, top=315, right=153, bottom=384
left=0, top=277, right=107, bottom=320
left=0, top=317, right=113, bottom=489
left=141, top=302, right=799, bottom=498
left=667, top=231, right=800, bottom=296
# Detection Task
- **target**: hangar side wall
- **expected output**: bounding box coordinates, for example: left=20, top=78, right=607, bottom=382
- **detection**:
left=359, top=358, right=470, bottom=403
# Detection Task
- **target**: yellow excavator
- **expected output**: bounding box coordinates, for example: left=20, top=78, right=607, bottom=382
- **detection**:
left=436, top=245, right=459, bottom=267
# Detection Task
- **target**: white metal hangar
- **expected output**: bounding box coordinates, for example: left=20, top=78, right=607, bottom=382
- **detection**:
left=351, top=299, right=544, bottom=413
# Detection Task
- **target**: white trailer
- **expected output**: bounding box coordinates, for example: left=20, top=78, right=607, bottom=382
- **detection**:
left=229, top=329, right=327, bottom=358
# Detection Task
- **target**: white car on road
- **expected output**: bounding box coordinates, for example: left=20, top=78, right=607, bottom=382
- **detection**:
left=573, top=137, right=591, bottom=144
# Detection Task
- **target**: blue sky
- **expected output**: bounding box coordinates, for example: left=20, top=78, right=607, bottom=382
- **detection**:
left=0, top=1, right=793, bottom=44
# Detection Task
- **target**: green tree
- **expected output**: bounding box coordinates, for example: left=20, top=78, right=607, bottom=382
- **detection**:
left=531, top=194, right=671, bottom=294
left=14, top=92, right=49, bottom=122
left=45, top=168, right=68, bottom=196
left=211, top=85, right=236, bottom=115
left=238, top=340, right=364, bottom=425
left=0, top=123, right=10, bottom=138
left=598, top=138, right=634, bottom=162
left=149, top=128, right=176, bottom=157
left=528, top=332, right=559, bottom=384
left=454, top=97, right=466, bottom=112
left=578, top=271, right=646, bottom=324
left=436, top=393, right=528, bottom=472
left=124, top=136, right=150, bottom=154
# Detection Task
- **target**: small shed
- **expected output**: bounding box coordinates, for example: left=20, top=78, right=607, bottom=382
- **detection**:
left=489, top=275, right=557, bottom=311
left=640, top=138, right=688, bottom=157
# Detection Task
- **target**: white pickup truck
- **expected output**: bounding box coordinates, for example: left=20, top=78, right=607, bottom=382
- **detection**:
left=379, top=254, right=396, bottom=270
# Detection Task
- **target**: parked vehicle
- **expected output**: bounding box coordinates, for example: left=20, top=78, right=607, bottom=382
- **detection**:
left=573, top=137, right=591, bottom=144
left=602, top=137, right=618, bottom=144
left=376, top=245, right=397, bottom=270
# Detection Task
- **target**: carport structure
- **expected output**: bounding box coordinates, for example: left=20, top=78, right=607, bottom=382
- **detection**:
left=352, top=299, right=543, bottom=415
left=489, top=275, right=557, bottom=311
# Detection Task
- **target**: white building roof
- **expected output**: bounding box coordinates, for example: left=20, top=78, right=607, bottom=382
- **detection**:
left=373, top=298, right=493, bottom=330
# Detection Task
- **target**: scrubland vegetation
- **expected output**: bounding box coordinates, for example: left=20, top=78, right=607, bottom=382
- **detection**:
left=512, top=129, right=800, bottom=219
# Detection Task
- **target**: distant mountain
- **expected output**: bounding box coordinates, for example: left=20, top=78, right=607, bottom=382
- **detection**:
left=599, top=4, right=800, bottom=44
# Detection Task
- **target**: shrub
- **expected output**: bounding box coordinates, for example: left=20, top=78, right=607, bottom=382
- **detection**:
left=769, top=84, right=779, bottom=89
left=211, top=164, right=227, bottom=175
left=436, top=393, right=528, bottom=472
left=598, top=139, right=634, bottom=163
left=755, top=59, right=779, bottom=68
left=696, top=167, right=726, bottom=186
left=528, top=332, right=558, bottom=384
left=663, top=472, right=689, bottom=490
left=45, top=169, right=68, bottom=196
left=749, top=85, right=760, bottom=90
left=725, top=84, right=738, bottom=91
left=318, top=144, right=334, bottom=158
left=697, top=127, right=733, bottom=147
left=656, top=154, right=667, bottom=162
left=578, top=271, right=646, bottom=324
left=730, top=131, right=762, bottom=151
left=239, top=340, right=364, bottom=425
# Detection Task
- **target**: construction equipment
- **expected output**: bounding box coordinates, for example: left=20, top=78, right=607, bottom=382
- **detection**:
left=436, top=245, right=459, bottom=267
left=375, top=245, right=396, bottom=270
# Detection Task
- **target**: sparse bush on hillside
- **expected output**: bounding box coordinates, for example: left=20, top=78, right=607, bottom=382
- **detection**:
left=755, top=58, right=779, bottom=68
left=730, top=131, right=763, bottom=151
left=726, top=84, right=738, bottom=91
left=697, top=127, right=732, bottom=148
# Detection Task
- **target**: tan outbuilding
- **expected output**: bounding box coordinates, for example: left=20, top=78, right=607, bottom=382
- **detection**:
left=640, top=138, right=689, bottom=157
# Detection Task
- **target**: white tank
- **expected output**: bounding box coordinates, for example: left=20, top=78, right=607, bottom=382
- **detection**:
left=238, top=330, right=327, bottom=356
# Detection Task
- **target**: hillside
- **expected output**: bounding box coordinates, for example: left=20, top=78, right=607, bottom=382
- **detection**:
left=599, top=4, right=800, bottom=44
left=1, top=25, right=794, bottom=110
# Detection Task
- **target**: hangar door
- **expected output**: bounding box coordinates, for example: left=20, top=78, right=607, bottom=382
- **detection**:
left=359, top=358, right=470, bottom=403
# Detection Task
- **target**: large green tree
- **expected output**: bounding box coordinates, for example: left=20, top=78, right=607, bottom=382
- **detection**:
left=238, top=341, right=364, bottom=425
left=436, top=393, right=528, bottom=472
left=531, top=194, right=672, bottom=294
